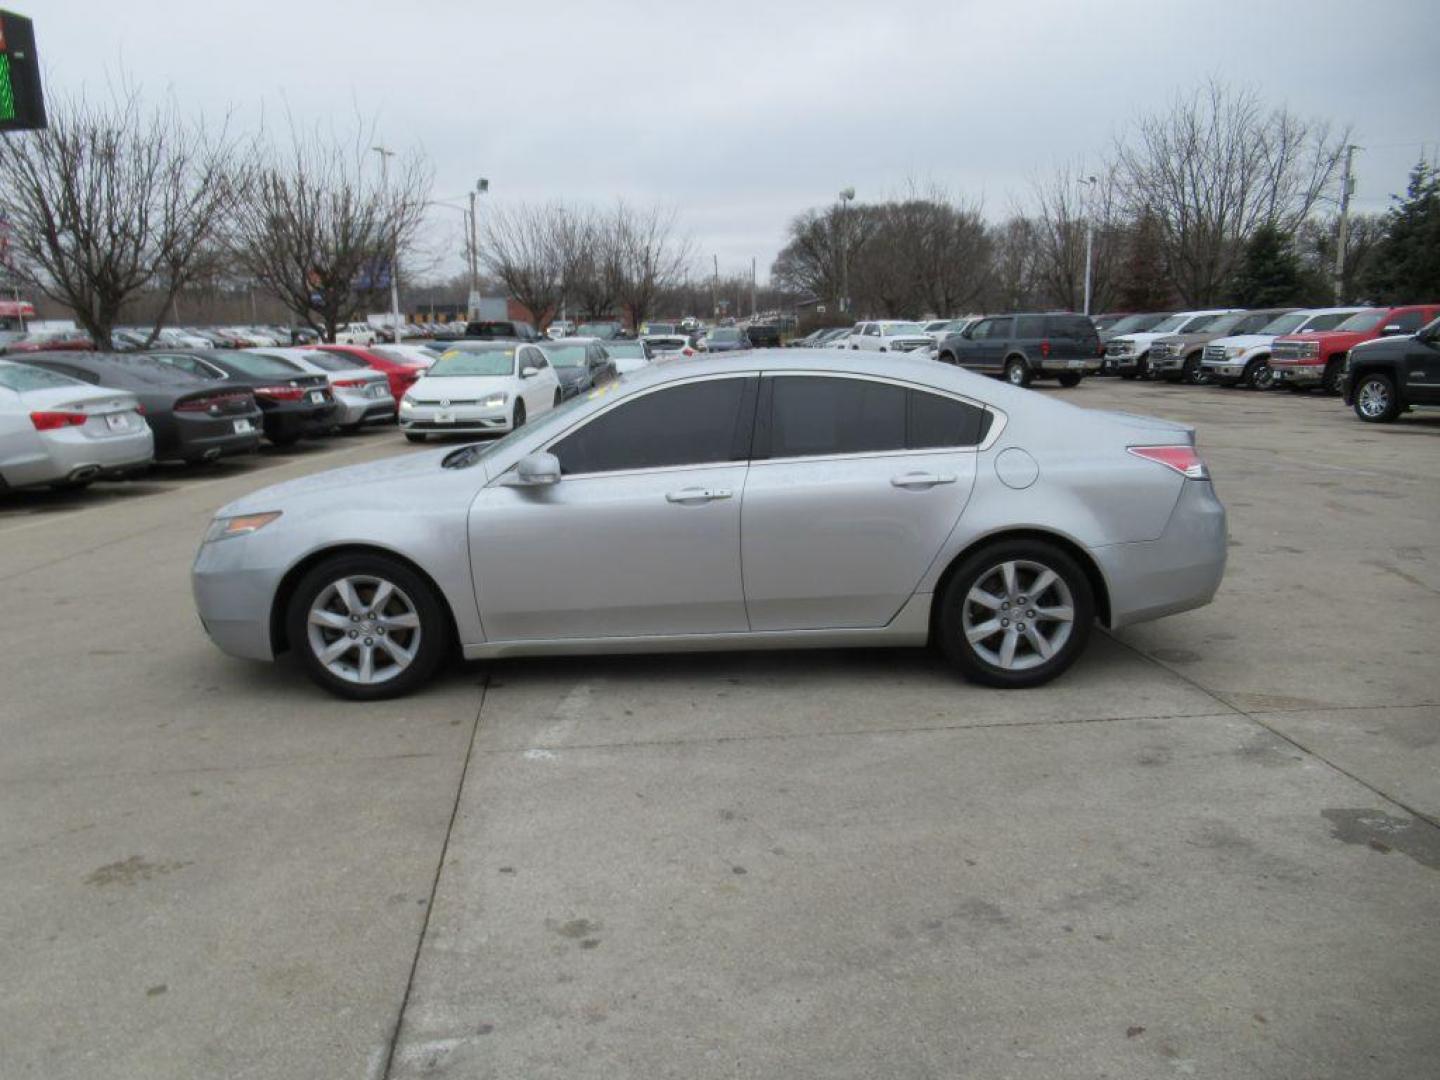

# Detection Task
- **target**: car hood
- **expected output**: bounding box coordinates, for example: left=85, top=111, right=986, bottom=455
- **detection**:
left=1274, top=331, right=1368, bottom=348
left=1206, top=333, right=1273, bottom=350
left=407, top=376, right=512, bottom=400
left=217, top=448, right=458, bottom=516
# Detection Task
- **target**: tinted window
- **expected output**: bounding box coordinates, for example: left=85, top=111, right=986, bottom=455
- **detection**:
left=769, top=377, right=907, bottom=457
left=988, top=318, right=1014, bottom=338
left=551, top=378, right=749, bottom=474
left=909, top=390, right=989, bottom=448
left=304, top=351, right=369, bottom=373
left=1046, top=316, right=1097, bottom=340
left=1389, top=310, right=1425, bottom=332
left=1014, top=316, right=1045, bottom=338
left=225, top=352, right=306, bottom=378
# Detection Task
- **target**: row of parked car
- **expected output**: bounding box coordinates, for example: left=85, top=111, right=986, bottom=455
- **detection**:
left=0, top=332, right=689, bottom=494
left=788, top=303, right=1440, bottom=422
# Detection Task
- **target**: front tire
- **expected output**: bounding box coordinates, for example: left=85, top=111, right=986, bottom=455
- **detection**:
left=1244, top=358, right=1271, bottom=389
left=1352, top=372, right=1400, bottom=423
left=513, top=400, right=526, bottom=429
left=286, top=553, right=450, bottom=700
left=936, top=539, right=1094, bottom=688
left=1004, top=357, right=1032, bottom=388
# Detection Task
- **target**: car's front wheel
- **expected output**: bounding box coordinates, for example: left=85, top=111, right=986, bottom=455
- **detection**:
left=937, top=539, right=1094, bottom=688
left=1353, top=372, right=1400, bottom=423
left=286, top=553, right=450, bottom=700
left=513, top=400, right=526, bottom=428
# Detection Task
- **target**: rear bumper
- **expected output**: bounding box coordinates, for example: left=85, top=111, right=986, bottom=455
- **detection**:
left=1093, top=480, right=1227, bottom=629
left=0, top=427, right=154, bottom=487
left=172, top=412, right=265, bottom=461
left=1036, top=359, right=1102, bottom=375
left=262, top=404, right=337, bottom=441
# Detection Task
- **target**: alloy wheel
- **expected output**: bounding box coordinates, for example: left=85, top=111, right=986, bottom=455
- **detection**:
left=1357, top=378, right=1391, bottom=419
left=960, top=560, right=1075, bottom=671
left=306, top=575, right=422, bottom=685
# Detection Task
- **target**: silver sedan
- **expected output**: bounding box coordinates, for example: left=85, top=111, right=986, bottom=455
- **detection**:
left=192, top=350, right=1227, bottom=699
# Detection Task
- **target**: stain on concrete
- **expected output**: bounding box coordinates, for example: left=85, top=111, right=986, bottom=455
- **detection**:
left=1150, top=648, right=1201, bottom=664
left=953, top=898, right=1010, bottom=926
left=1137, top=745, right=1172, bottom=766
left=84, top=855, right=191, bottom=887
left=1227, top=691, right=1329, bottom=711
left=549, top=917, right=603, bottom=939
left=1190, top=822, right=1254, bottom=852
left=1322, top=809, right=1440, bottom=870
left=1235, top=732, right=1301, bottom=766
left=1126, top=1025, right=1146, bottom=1038
left=145, top=984, right=167, bottom=997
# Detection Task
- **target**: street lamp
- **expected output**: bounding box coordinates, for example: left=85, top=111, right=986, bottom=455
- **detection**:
left=468, top=178, right=489, bottom=320
left=372, top=146, right=402, bottom=337
left=838, top=187, right=855, bottom=315
left=1078, top=175, right=1098, bottom=317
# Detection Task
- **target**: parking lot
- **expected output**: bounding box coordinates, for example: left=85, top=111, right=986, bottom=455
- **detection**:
left=2, top=380, right=1437, bottom=1079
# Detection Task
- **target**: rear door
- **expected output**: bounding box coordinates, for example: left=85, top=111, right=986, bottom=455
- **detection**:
left=1402, top=319, right=1440, bottom=404
left=741, top=374, right=985, bottom=630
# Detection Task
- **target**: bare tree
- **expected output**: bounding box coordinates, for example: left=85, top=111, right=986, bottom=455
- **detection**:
left=561, top=206, right=623, bottom=321
left=230, top=123, right=432, bottom=341
left=1116, top=79, right=1348, bottom=305
left=482, top=201, right=567, bottom=329
left=0, top=89, right=241, bottom=349
left=1027, top=162, right=1122, bottom=313
left=610, top=202, right=693, bottom=330
left=771, top=203, right=878, bottom=310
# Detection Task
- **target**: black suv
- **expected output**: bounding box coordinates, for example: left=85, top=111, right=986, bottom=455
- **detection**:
left=464, top=320, right=539, bottom=342
left=937, top=313, right=1102, bottom=388
left=1344, top=316, right=1440, bottom=423
left=745, top=324, right=782, bottom=348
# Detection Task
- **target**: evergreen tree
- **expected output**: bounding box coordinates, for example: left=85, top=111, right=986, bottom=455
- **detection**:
left=1113, top=211, right=1173, bottom=311
left=1363, top=160, right=1440, bottom=303
left=1228, top=224, right=1307, bottom=306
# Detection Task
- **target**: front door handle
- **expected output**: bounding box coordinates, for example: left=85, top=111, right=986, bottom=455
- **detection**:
left=666, top=487, right=733, bottom=504
left=891, top=472, right=957, bottom=489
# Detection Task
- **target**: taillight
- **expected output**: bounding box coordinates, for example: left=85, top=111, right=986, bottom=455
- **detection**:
left=30, top=411, right=89, bottom=431
left=1039, top=340, right=1051, bottom=358
left=253, top=385, right=306, bottom=401
left=1128, top=445, right=1209, bottom=479
left=333, top=378, right=368, bottom=388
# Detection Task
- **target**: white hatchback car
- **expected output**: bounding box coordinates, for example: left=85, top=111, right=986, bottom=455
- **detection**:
left=0, top=359, right=154, bottom=490
left=400, top=341, right=562, bottom=443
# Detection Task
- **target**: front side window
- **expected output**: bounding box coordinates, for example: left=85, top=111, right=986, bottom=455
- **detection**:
left=1388, top=310, right=1425, bottom=332
left=1014, top=316, right=1045, bottom=339
left=968, top=321, right=992, bottom=342
left=987, top=318, right=1014, bottom=339
left=550, top=377, right=751, bottom=475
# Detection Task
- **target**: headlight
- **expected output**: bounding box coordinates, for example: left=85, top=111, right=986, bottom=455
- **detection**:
left=399, top=397, right=414, bottom=411
left=204, top=511, right=282, bottom=543
left=482, top=393, right=508, bottom=408
left=1225, top=346, right=1247, bottom=358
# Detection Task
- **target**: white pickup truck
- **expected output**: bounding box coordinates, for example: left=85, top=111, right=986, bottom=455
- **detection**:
left=846, top=320, right=934, bottom=353
left=334, top=322, right=378, bottom=346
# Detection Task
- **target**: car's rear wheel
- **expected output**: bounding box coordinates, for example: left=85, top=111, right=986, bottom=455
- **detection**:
left=1004, top=357, right=1032, bottom=388
left=1057, top=373, right=1082, bottom=387
left=553, top=390, right=562, bottom=407
left=404, top=432, right=426, bottom=443
left=1353, top=373, right=1400, bottom=423
left=286, top=553, right=450, bottom=700
left=937, top=539, right=1095, bottom=688
left=1323, top=357, right=1347, bottom=395
left=1183, top=356, right=1206, bottom=384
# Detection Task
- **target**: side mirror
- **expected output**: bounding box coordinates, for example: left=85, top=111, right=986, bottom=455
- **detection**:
left=520, top=366, right=538, bottom=379
left=508, top=451, right=561, bottom=487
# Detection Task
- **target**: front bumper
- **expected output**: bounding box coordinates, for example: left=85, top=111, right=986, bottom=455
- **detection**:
left=401, top=402, right=513, bottom=434
left=1093, top=479, right=1227, bottom=630
left=1270, top=363, right=1322, bottom=385
left=192, top=538, right=280, bottom=661
left=1201, top=359, right=1249, bottom=379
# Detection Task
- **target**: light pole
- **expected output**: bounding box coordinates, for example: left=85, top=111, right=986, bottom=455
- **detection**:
left=428, top=200, right=473, bottom=327
left=1078, top=175, right=1098, bottom=316
left=372, top=146, right=402, bottom=336
left=1334, top=144, right=1358, bottom=303
left=468, top=177, right=489, bottom=321
left=838, top=187, right=855, bottom=315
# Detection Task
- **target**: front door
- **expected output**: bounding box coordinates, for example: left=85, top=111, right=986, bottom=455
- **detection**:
left=1403, top=329, right=1440, bottom=404
left=468, top=375, right=758, bottom=641
left=741, top=374, right=983, bottom=630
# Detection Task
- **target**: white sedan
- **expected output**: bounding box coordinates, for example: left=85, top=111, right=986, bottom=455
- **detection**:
left=400, top=341, right=562, bottom=443
left=0, top=359, right=154, bottom=490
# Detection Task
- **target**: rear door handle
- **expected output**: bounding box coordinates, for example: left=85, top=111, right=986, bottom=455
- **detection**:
left=666, top=487, right=733, bottom=504
left=891, top=472, right=957, bottom=489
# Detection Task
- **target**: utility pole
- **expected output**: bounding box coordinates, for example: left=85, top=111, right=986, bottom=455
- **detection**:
left=712, top=254, right=720, bottom=323
left=1079, top=175, right=1097, bottom=316
left=750, top=256, right=757, bottom=318
left=373, top=147, right=402, bottom=336
left=467, top=177, right=489, bottom=321
left=838, top=187, right=855, bottom=315
left=1334, top=144, right=1358, bottom=304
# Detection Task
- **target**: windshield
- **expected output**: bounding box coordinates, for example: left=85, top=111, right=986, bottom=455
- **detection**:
left=1201, top=312, right=1249, bottom=336
left=225, top=352, right=306, bottom=378
left=542, top=345, right=587, bottom=368
left=879, top=322, right=924, bottom=335
left=607, top=342, right=648, bottom=358
left=374, top=347, right=434, bottom=368
left=646, top=324, right=675, bottom=335
left=1178, top=313, right=1224, bottom=333
left=429, top=348, right=517, bottom=377
left=0, top=362, right=84, bottom=391
left=1334, top=310, right=1387, bottom=332
left=708, top=329, right=742, bottom=343
left=1253, top=311, right=1305, bottom=335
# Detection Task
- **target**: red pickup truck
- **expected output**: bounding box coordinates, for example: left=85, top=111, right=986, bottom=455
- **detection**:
left=1269, top=305, right=1440, bottom=393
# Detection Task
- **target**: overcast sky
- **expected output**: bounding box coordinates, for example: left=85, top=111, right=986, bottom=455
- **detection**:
left=34, top=0, right=1440, bottom=283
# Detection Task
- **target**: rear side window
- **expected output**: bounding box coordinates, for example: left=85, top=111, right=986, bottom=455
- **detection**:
left=1388, top=310, right=1426, bottom=333
left=551, top=377, right=752, bottom=475
left=764, top=377, right=990, bottom=458
left=1014, top=316, right=1045, bottom=339
left=1046, top=317, right=1097, bottom=341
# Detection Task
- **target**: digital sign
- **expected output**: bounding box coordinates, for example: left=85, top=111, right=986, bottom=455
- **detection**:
left=0, top=11, right=45, bottom=131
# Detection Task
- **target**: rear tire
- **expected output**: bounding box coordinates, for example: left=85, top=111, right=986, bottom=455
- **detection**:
left=1352, top=372, right=1400, bottom=423
left=1057, top=373, right=1082, bottom=388
left=1183, top=356, right=1206, bottom=384
left=404, top=432, right=426, bottom=443
left=1004, top=357, right=1032, bottom=388
left=936, top=539, right=1095, bottom=689
left=286, top=553, right=450, bottom=701
left=1323, top=358, right=1347, bottom=395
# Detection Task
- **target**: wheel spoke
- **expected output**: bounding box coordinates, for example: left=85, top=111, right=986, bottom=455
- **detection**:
left=357, top=645, right=375, bottom=683
left=376, top=635, right=415, bottom=666
left=1000, top=562, right=1018, bottom=600
left=966, top=587, right=1004, bottom=611
left=378, top=611, right=420, bottom=630
left=309, top=609, right=352, bottom=630
left=370, top=580, right=395, bottom=614
left=998, top=627, right=1019, bottom=667
left=318, top=637, right=353, bottom=664
left=1029, top=568, right=1057, bottom=599
left=335, top=578, right=364, bottom=615
left=1024, top=625, right=1054, bottom=660
left=1033, top=604, right=1073, bottom=623
left=965, top=619, right=1003, bottom=643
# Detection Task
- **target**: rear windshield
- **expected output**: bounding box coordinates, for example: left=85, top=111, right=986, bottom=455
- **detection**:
left=0, top=363, right=84, bottom=391
left=466, top=323, right=519, bottom=339
left=1334, top=310, right=1387, bottom=332
left=301, top=351, right=368, bottom=373
left=708, top=329, right=742, bottom=342
left=373, top=347, right=434, bottom=368
left=541, top=345, right=587, bottom=368
left=87, top=355, right=204, bottom=386
left=224, top=352, right=307, bottom=378
left=878, top=322, right=924, bottom=336
left=607, top=342, right=649, bottom=357
left=430, top=349, right=516, bottom=377
left=1047, top=317, right=1097, bottom=339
